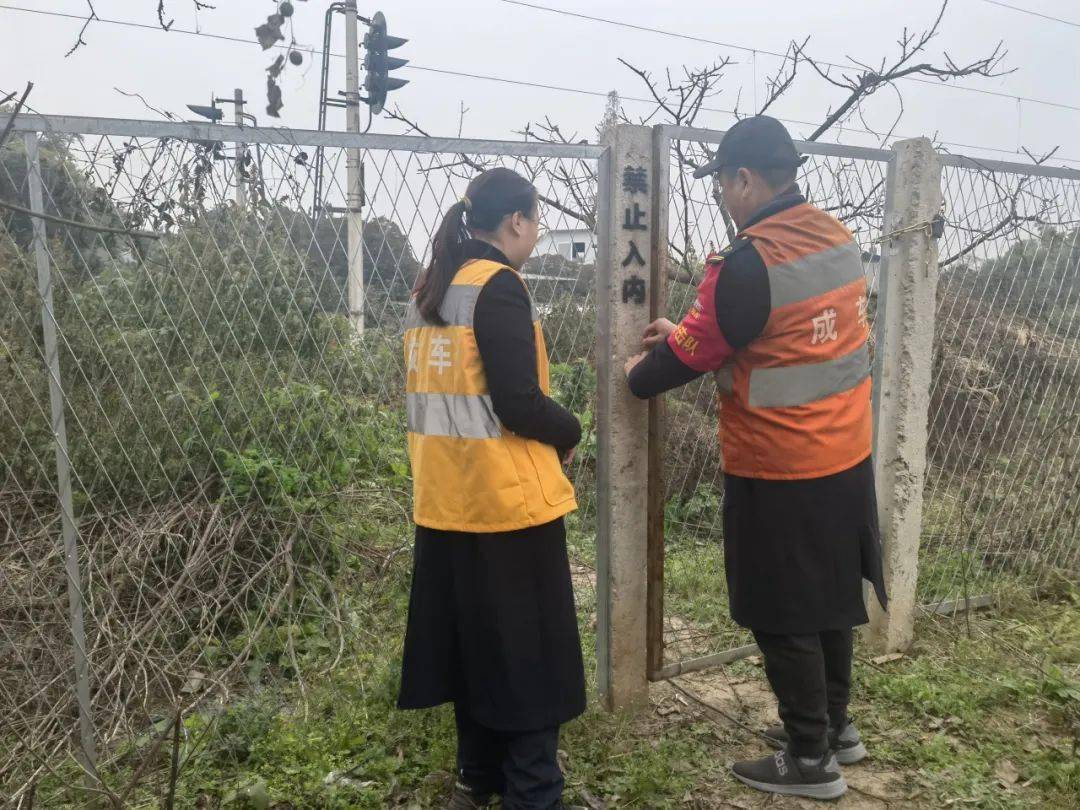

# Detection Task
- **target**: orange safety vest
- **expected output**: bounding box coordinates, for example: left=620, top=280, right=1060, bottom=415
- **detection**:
left=715, top=203, right=872, bottom=479
left=404, top=258, right=578, bottom=532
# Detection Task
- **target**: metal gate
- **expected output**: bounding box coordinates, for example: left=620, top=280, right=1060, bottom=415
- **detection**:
left=646, top=124, right=1080, bottom=680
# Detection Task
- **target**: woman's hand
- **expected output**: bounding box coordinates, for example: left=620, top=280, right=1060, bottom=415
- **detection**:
left=642, top=318, right=677, bottom=348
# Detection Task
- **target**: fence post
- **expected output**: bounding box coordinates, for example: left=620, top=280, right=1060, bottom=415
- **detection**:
left=595, top=124, right=653, bottom=710
left=867, top=137, right=943, bottom=652
left=23, top=133, right=98, bottom=776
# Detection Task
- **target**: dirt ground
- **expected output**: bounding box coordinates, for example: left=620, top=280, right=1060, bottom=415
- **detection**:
left=648, top=670, right=910, bottom=809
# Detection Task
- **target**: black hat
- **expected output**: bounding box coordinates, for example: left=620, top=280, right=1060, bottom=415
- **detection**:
left=692, top=115, right=807, bottom=179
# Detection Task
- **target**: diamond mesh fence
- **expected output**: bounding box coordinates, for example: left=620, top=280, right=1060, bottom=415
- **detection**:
left=3, top=115, right=1078, bottom=802
left=920, top=163, right=1080, bottom=605
left=0, top=122, right=600, bottom=804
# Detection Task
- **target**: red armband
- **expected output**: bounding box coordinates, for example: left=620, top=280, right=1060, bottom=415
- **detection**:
left=667, top=252, right=735, bottom=372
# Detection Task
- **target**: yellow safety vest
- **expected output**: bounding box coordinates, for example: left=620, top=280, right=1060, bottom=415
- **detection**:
left=404, top=258, right=577, bottom=532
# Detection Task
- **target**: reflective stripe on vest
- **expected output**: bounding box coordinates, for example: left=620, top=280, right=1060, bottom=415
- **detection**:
left=404, top=286, right=540, bottom=331
left=748, top=344, right=870, bottom=408
left=715, top=366, right=734, bottom=396
left=406, top=392, right=501, bottom=439
left=767, top=241, right=864, bottom=309
left=404, top=286, right=482, bottom=329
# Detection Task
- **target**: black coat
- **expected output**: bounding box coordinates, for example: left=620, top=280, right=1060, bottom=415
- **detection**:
left=723, top=455, right=887, bottom=634
left=398, top=521, right=586, bottom=730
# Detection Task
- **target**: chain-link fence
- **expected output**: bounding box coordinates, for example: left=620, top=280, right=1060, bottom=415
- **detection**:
left=3, top=112, right=1079, bottom=802
left=921, top=159, right=1080, bottom=605
left=0, top=116, right=601, bottom=805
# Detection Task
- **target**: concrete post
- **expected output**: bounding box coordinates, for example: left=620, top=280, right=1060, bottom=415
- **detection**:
left=595, top=125, right=652, bottom=710
left=867, top=137, right=943, bottom=652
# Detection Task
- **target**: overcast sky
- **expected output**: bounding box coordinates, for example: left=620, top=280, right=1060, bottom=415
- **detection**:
left=2, top=0, right=1079, bottom=167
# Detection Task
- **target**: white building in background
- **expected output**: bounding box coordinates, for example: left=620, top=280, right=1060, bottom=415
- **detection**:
left=535, top=228, right=596, bottom=263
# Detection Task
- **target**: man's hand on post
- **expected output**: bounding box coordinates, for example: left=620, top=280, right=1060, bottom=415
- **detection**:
left=642, top=318, right=677, bottom=348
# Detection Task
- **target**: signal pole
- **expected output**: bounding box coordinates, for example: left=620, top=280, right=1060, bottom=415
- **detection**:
left=344, top=0, right=365, bottom=337
left=316, top=5, right=406, bottom=335
left=234, top=88, right=247, bottom=208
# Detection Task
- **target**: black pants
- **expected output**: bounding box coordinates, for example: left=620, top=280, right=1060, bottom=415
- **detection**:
left=455, top=704, right=563, bottom=809
left=752, top=628, right=854, bottom=758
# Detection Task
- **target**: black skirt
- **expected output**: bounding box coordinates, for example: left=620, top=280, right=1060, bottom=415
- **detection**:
left=397, top=518, right=586, bottom=732
left=723, top=455, right=887, bottom=634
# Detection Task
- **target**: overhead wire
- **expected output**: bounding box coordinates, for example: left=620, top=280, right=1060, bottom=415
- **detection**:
left=500, top=0, right=1080, bottom=113
left=975, top=0, right=1080, bottom=30
left=1, top=3, right=1079, bottom=165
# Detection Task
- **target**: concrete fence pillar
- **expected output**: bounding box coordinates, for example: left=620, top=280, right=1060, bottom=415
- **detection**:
left=595, top=125, right=653, bottom=709
left=867, top=137, right=943, bottom=652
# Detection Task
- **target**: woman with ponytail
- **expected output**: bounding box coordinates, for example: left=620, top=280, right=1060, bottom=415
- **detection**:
left=398, top=167, right=585, bottom=810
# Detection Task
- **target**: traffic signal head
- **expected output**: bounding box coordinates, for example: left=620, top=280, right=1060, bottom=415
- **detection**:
left=363, top=11, right=409, bottom=115
left=187, top=104, right=224, bottom=123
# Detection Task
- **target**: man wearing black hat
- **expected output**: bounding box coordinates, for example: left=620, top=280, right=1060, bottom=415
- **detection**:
left=625, top=116, right=887, bottom=801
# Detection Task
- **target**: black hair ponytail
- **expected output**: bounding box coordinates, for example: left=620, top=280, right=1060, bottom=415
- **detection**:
left=416, top=167, right=538, bottom=325
left=416, top=198, right=470, bottom=325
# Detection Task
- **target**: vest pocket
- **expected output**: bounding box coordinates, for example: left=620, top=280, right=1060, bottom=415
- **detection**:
left=524, top=440, right=576, bottom=507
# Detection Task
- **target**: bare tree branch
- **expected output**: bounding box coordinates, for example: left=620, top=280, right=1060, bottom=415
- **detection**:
left=157, top=0, right=175, bottom=31
left=758, top=37, right=808, bottom=116
left=388, top=106, right=595, bottom=228
left=0, top=198, right=161, bottom=239
left=65, top=0, right=98, bottom=57
left=1022, top=145, right=1060, bottom=165
left=608, top=0, right=1012, bottom=278
left=457, top=100, right=469, bottom=138
left=795, top=0, right=1011, bottom=142
left=820, top=174, right=887, bottom=224
left=613, top=56, right=737, bottom=270
left=516, top=118, right=598, bottom=222
left=0, top=81, right=33, bottom=152
left=618, top=58, right=681, bottom=123
left=855, top=82, right=906, bottom=148
left=941, top=147, right=1074, bottom=266
left=114, top=87, right=177, bottom=121
left=616, top=57, right=733, bottom=128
